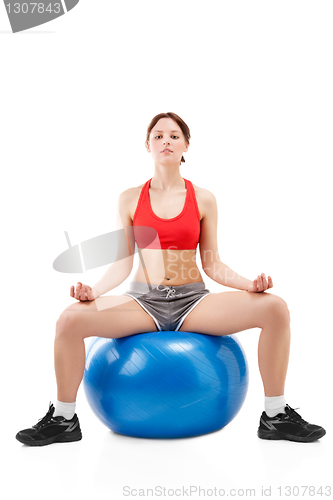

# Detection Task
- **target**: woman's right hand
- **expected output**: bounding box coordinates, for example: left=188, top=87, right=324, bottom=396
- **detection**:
left=70, top=282, right=97, bottom=301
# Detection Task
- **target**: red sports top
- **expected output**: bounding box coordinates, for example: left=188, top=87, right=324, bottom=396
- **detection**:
left=133, top=177, right=201, bottom=250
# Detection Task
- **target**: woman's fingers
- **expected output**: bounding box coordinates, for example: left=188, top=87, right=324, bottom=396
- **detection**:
left=75, top=282, right=82, bottom=300
left=80, top=285, right=87, bottom=301
left=250, top=274, right=273, bottom=293
left=70, top=282, right=94, bottom=301
left=256, top=273, right=268, bottom=292
left=258, top=273, right=273, bottom=291
left=75, top=283, right=80, bottom=300
left=261, top=273, right=267, bottom=290
left=257, top=274, right=263, bottom=291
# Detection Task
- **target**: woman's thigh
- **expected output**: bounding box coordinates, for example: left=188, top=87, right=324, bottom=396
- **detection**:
left=56, top=294, right=158, bottom=339
left=178, top=290, right=290, bottom=336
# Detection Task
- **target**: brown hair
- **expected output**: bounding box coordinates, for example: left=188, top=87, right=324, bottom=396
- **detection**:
left=146, top=112, right=191, bottom=163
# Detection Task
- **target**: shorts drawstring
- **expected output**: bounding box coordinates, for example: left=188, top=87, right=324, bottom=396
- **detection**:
left=156, top=285, right=183, bottom=298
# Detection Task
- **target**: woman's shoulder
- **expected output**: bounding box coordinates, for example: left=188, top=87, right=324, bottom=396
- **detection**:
left=118, top=181, right=147, bottom=222
left=191, top=182, right=217, bottom=204
left=119, top=182, right=145, bottom=199
left=190, top=182, right=217, bottom=219
left=190, top=181, right=214, bottom=195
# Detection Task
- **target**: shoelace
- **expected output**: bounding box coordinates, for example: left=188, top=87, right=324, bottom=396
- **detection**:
left=33, top=402, right=55, bottom=429
left=284, top=404, right=308, bottom=425
left=156, top=285, right=183, bottom=298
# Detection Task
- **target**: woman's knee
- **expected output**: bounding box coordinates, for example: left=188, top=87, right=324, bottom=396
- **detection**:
left=55, top=310, right=82, bottom=341
left=264, top=293, right=290, bottom=325
left=56, top=300, right=97, bottom=340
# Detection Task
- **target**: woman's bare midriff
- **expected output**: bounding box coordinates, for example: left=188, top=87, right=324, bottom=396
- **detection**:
left=131, top=248, right=204, bottom=286
left=128, top=180, right=205, bottom=286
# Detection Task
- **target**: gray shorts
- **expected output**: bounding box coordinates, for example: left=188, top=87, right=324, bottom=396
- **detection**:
left=123, top=281, right=211, bottom=331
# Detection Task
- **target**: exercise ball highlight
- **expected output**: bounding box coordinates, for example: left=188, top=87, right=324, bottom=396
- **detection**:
left=83, top=331, right=249, bottom=439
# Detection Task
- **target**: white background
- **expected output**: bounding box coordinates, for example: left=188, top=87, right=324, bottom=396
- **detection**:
left=1, top=1, right=332, bottom=499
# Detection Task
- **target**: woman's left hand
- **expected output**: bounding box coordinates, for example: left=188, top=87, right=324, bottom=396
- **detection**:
left=247, top=273, right=273, bottom=293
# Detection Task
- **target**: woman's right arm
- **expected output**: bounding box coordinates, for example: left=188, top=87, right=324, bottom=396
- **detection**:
left=70, top=189, right=135, bottom=301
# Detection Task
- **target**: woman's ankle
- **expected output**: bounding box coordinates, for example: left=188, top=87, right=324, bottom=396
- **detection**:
left=53, top=400, right=76, bottom=420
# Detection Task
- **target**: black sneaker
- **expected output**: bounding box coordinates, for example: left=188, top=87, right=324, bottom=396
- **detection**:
left=258, top=404, right=326, bottom=442
left=16, top=403, right=82, bottom=446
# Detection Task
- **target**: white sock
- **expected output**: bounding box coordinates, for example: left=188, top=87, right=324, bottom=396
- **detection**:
left=53, top=400, right=76, bottom=420
left=265, top=395, right=286, bottom=417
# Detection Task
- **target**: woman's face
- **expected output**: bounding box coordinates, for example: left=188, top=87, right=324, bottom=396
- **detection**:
left=146, top=118, right=189, bottom=165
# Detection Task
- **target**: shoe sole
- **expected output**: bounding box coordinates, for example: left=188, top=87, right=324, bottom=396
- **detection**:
left=257, top=427, right=326, bottom=443
left=15, top=431, right=82, bottom=447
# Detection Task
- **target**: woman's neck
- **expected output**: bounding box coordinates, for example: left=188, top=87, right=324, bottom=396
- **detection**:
left=150, top=168, right=184, bottom=191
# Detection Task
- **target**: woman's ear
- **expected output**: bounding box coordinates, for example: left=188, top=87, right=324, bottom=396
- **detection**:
left=146, top=140, right=150, bottom=152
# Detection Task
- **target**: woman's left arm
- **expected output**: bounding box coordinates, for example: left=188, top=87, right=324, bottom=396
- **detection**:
left=198, top=189, right=273, bottom=293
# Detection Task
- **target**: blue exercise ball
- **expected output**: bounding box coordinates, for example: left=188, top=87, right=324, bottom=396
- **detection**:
left=83, top=331, right=249, bottom=439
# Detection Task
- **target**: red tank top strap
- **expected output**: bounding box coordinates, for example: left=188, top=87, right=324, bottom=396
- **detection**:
left=133, top=178, right=152, bottom=224
left=183, top=178, right=200, bottom=222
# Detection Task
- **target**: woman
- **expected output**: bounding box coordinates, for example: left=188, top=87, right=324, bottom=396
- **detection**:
left=16, top=112, right=325, bottom=445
